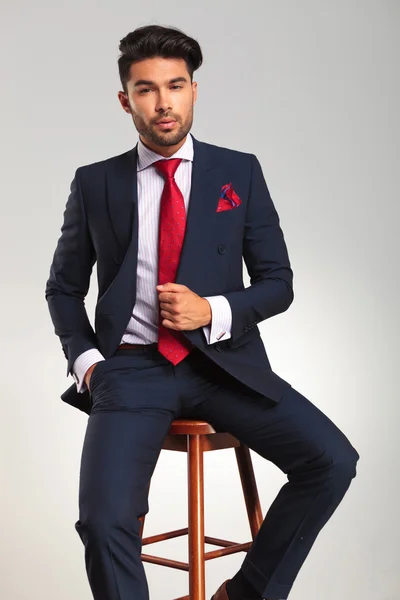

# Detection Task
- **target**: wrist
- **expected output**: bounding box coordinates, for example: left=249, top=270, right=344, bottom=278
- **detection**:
left=203, top=298, right=212, bottom=326
left=85, top=363, right=97, bottom=386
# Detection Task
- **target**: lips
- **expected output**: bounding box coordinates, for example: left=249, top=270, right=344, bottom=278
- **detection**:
left=155, top=120, right=177, bottom=130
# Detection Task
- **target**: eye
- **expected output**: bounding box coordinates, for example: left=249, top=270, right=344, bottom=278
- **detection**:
left=139, top=86, right=182, bottom=94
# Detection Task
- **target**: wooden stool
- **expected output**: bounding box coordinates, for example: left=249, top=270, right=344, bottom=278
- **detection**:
left=139, top=419, right=263, bottom=600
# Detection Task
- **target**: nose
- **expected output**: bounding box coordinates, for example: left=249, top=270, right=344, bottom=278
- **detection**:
left=155, top=90, right=172, bottom=113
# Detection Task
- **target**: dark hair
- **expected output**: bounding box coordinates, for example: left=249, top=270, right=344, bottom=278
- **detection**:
left=118, top=25, right=203, bottom=94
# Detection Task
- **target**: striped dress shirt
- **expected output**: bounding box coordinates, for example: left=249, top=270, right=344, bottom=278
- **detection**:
left=72, top=132, right=232, bottom=393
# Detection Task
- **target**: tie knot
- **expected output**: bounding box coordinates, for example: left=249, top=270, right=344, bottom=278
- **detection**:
left=153, top=157, right=183, bottom=179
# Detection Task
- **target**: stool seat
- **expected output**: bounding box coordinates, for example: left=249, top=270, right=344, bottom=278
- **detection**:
left=168, top=419, right=217, bottom=435
left=139, top=418, right=263, bottom=600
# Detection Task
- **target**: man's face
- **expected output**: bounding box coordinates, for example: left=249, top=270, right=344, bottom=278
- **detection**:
left=118, top=56, right=197, bottom=155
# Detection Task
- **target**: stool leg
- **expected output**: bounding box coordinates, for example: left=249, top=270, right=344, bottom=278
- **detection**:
left=235, top=444, right=263, bottom=538
left=187, top=434, right=206, bottom=600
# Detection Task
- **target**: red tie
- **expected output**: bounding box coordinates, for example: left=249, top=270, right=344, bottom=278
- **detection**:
left=153, top=158, right=193, bottom=365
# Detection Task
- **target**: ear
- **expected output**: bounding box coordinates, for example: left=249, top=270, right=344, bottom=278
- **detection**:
left=192, top=81, right=198, bottom=105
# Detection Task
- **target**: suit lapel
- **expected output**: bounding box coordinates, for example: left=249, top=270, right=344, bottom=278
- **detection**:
left=176, top=135, right=224, bottom=285
left=105, top=143, right=138, bottom=255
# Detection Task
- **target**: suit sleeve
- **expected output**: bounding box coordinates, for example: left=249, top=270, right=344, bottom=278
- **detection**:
left=222, top=153, right=294, bottom=345
left=45, top=168, right=100, bottom=377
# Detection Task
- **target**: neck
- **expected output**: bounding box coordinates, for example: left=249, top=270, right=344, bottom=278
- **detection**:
left=140, top=134, right=187, bottom=157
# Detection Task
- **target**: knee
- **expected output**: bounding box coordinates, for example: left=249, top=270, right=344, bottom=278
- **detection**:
left=75, top=513, right=142, bottom=543
left=329, top=444, right=360, bottom=486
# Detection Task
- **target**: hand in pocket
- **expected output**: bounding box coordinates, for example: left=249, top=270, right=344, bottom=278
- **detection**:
left=85, top=362, right=101, bottom=393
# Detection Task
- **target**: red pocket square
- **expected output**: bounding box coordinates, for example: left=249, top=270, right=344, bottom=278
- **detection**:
left=216, top=182, right=242, bottom=212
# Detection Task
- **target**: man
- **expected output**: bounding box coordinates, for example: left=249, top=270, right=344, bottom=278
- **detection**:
left=45, top=24, right=360, bottom=600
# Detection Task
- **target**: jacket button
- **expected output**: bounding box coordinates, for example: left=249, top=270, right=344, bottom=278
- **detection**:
left=215, top=344, right=222, bottom=352
left=218, top=245, right=226, bottom=254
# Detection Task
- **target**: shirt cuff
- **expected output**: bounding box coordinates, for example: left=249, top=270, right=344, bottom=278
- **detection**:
left=202, top=295, right=232, bottom=344
left=72, top=349, right=106, bottom=394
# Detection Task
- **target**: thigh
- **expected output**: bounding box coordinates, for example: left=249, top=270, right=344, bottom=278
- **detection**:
left=186, top=382, right=360, bottom=475
left=77, top=402, right=175, bottom=526
left=88, top=352, right=178, bottom=415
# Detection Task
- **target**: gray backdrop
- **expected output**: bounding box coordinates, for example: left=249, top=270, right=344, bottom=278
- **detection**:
left=1, top=2, right=398, bottom=599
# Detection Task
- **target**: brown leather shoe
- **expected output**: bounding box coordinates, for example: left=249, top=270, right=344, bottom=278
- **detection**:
left=210, top=578, right=230, bottom=600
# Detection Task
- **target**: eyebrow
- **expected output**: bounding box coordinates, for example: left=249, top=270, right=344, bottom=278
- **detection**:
left=133, top=76, right=188, bottom=88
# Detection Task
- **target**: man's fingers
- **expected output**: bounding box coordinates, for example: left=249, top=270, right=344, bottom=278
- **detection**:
left=158, top=292, right=177, bottom=304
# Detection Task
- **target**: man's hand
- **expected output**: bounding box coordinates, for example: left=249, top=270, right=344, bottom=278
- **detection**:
left=84, top=362, right=100, bottom=391
left=156, top=283, right=212, bottom=331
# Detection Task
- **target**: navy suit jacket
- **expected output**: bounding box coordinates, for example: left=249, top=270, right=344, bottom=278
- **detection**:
left=45, top=134, right=294, bottom=415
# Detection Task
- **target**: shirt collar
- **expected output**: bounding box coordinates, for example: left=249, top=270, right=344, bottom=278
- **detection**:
left=137, top=131, right=194, bottom=172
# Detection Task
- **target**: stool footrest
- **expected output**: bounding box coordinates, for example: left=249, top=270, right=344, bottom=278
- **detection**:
left=141, top=553, right=189, bottom=571
left=141, top=532, right=251, bottom=571
left=141, top=527, right=188, bottom=546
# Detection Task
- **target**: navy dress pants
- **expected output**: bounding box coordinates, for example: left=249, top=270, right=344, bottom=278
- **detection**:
left=74, top=344, right=360, bottom=600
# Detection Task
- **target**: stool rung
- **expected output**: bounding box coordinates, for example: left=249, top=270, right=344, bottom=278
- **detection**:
left=141, top=527, right=188, bottom=545
left=204, top=535, right=242, bottom=547
left=204, top=542, right=251, bottom=559
left=141, top=541, right=251, bottom=570
left=141, top=553, right=189, bottom=571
